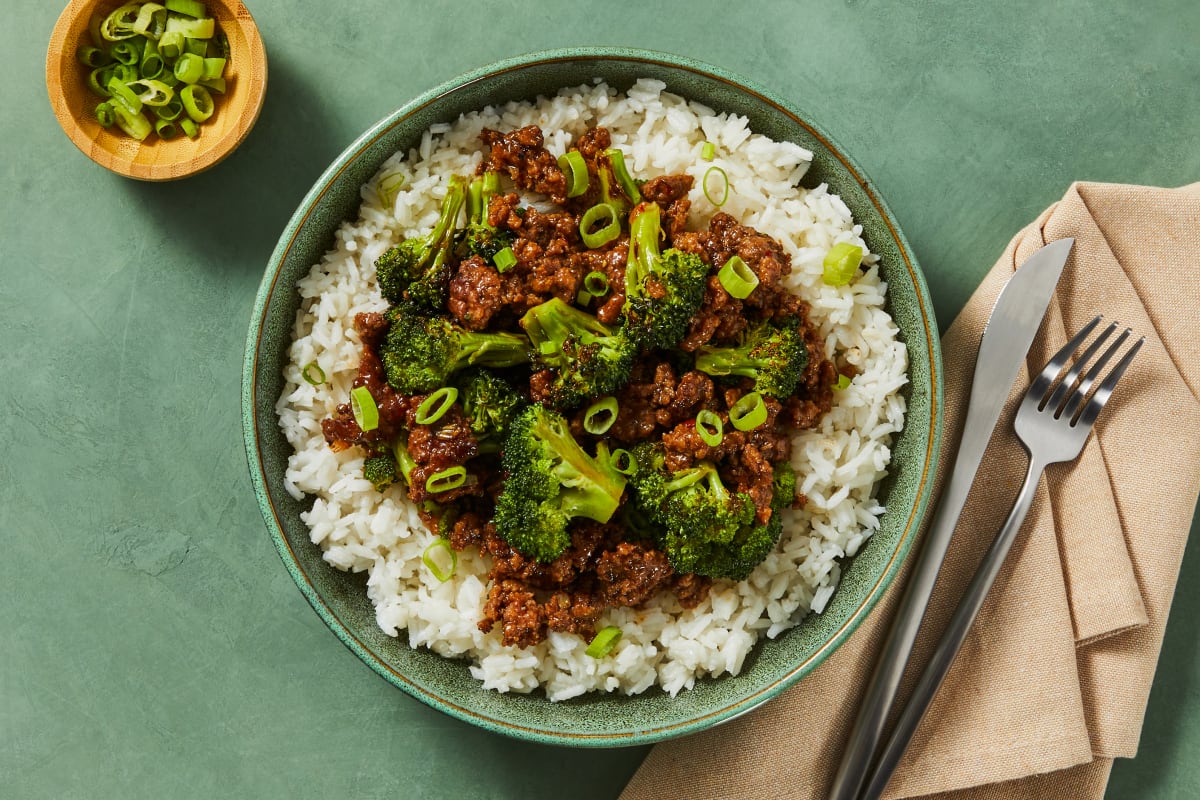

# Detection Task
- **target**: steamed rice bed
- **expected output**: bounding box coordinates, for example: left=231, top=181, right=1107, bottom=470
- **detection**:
left=276, top=79, right=907, bottom=700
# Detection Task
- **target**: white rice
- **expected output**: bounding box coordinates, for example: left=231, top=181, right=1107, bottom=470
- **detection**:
left=276, top=79, right=908, bottom=700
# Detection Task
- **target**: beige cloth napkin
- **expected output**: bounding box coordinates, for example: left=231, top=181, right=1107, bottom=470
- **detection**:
left=621, top=181, right=1200, bottom=800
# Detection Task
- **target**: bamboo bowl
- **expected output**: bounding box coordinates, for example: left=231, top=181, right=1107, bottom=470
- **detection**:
left=47, top=0, right=267, bottom=181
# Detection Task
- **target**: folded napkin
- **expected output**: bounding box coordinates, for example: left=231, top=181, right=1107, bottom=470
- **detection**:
left=621, top=181, right=1200, bottom=800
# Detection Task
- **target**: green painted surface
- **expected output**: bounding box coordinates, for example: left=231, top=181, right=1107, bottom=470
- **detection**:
left=6, top=1, right=1197, bottom=798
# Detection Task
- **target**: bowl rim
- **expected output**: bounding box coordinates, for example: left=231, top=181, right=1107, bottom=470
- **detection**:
left=45, top=0, right=268, bottom=181
left=242, top=46, right=943, bottom=746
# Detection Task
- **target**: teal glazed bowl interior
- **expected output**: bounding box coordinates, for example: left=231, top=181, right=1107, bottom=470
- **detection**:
left=243, top=47, right=942, bottom=746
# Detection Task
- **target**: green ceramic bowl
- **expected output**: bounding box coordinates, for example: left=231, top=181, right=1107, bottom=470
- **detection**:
left=242, top=47, right=942, bottom=747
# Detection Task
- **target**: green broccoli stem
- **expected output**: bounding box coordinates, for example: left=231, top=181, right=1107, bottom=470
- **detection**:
left=521, top=297, right=613, bottom=358
left=626, top=201, right=661, bottom=289
left=393, top=437, right=417, bottom=486
left=693, top=347, right=771, bottom=379
left=430, top=176, right=467, bottom=250
left=453, top=330, right=532, bottom=370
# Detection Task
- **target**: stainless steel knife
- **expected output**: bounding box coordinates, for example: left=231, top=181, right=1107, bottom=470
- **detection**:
left=826, top=237, right=1074, bottom=800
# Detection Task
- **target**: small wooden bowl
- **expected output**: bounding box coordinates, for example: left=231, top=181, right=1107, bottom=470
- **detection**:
left=47, top=0, right=267, bottom=181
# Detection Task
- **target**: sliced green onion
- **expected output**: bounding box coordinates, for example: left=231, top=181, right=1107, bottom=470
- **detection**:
left=350, top=386, right=379, bottom=432
left=701, top=141, right=716, bottom=161
left=585, top=626, right=622, bottom=658
left=729, top=392, right=768, bottom=431
left=835, top=373, right=852, bottom=391
left=155, top=96, right=184, bottom=120
left=127, top=79, right=174, bottom=106
left=557, top=150, right=589, bottom=198
left=822, top=242, right=864, bottom=287
left=703, top=165, right=730, bottom=207
left=87, top=66, right=115, bottom=98
left=198, top=77, right=226, bottom=94
left=166, top=14, right=216, bottom=39
left=184, top=37, right=208, bottom=57
left=140, top=40, right=164, bottom=79
left=583, top=270, right=609, bottom=296
left=179, top=117, right=199, bottom=138
left=155, top=119, right=178, bottom=139
left=173, top=52, right=204, bottom=84
left=201, top=57, right=226, bottom=80
left=111, top=103, right=152, bottom=140
left=604, top=148, right=641, bottom=204
left=575, top=290, right=592, bottom=307
left=610, top=448, right=635, bottom=476
left=695, top=410, right=724, bottom=447
left=415, top=387, right=458, bottom=425
left=95, top=102, right=116, bottom=128
left=583, top=396, right=619, bottom=435
left=77, top=46, right=112, bottom=68
left=301, top=361, right=326, bottom=386
left=425, top=466, right=467, bottom=494
left=107, top=77, right=143, bottom=113
left=180, top=84, right=213, bottom=121
left=166, top=0, right=208, bottom=18
left=112, top=63, right=138, bottom=83
left=111, top=39, right=142, bottom=66
left=421, top=539, right=457, bottom=583
left=132, top=3, right=167, bottom=38
left=492, top=246, right=517, bottom=273
left=100, top=4, right=141, bottom=41
left=374, top=170, right=405, bottom=208
left=718, top=255, right=759, bottom=299
left=158, top=30, right=184, bottom=58
left=580, top=202, right=620, bottom=249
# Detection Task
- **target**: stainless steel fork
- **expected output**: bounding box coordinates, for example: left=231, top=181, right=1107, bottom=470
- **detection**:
left=856, top=316, right=1144, bottom=800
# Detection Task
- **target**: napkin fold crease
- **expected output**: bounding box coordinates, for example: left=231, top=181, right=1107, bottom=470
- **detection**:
left=620, top=181, right=1200, bottom=800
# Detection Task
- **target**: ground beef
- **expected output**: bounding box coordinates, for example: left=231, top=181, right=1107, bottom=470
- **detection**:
left=447, top=255, right=502, bottom=331
left=594, top=542, right=673, bottom=607
left=479, top=126, right=568, bottom=204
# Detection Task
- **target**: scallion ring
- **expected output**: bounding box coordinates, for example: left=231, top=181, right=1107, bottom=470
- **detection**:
left=111, top=40, right=142, bottom=66
left=701, top=141, right=716, bottom=161
left=301, top=361, right=326, bottom=386
left=95, top=102, right=116, bottom=128
left=174, top=52, right=204, bottom=84
left=375, top=171, right=405, bottom=209
left=154, top=119, right=178, bottom=139
left=822, top=242, right=864, bottom=287
left=100, top=3, right=141, bottom=41
left=201, top=57, right=226, bottom=81
left=575, top=290, right=592, bottom=307
left=140, top=46, right=164, bottom=80
left=557, top=150, right=589, bottom=198
left=583, top=396, right=619, bottom=435
left=425, top=466, right=467, bottom=494
left=350, top=385, right=379, bottom=433
left=610, top=448, right=635, bottom=476
left=131, top=2, right=167, bottom=38
left=835, top=373, right=852, bottom=391
left=179, top=117, right=199, bottom=138
left=158, top=30, right=184, bottom=59
left=493, top=246, right=517, bottom=273
left=415, top=387, right=458, bottom=425
left=77, top=46, right=112, bottom=68
left=87, top=66, right=115, bottom=98
left=718, top=255, right=759, bottom=299
left=155, top=96, right=183, bottom=121
left=580, top=202, right=620, bottom=249
left=165, top=14, right=216, bottom=39
left=111, top=103, right=151, bottom=140
left=585, top=626, right=622, bottom=658
left=421, top=539, right=457, bottom=583
left=107, top=77, right=143, bottom=113
left=180, top=84, right=213, bottom=122
left=703, top=165, right=730, bottom=207
left=127, top=79, right=173, bottom=106
left=729, top=392, right=768, bottom=431
left=584, top=270, right=609, bottom=297
left=604, top=148, right=642, bottom=204
left=695, top=410, right=724, bottom=447
left=166, top=0, right=208, bottom=18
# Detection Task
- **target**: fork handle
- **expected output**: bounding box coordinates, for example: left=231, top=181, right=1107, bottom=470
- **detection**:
left=856, top=455, right=1047, bottom=800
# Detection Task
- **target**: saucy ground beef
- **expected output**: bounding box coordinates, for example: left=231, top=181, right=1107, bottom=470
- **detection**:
left=323, top=125, right=836, bottom=648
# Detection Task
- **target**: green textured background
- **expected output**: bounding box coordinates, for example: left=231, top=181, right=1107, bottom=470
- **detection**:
left=6, top=1, right=1198, bottom=798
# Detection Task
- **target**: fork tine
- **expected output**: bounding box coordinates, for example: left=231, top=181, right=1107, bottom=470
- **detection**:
left=1061, top=328, right=1132, bottom=420
left=1073, top=335, right=1144, bottom=430
left=1029, top=315, right=1103, bottom=403
left=1043, top=320, right=1118, bottom=413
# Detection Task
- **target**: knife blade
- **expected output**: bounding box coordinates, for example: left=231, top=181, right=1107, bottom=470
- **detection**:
left=826, top=238, right=1074, bottom=800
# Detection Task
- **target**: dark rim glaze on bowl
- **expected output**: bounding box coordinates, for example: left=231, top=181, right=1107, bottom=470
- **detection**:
left=242, top=47, right=942, bottom=747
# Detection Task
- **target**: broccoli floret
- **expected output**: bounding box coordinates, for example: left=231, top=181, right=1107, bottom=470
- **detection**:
left=381, top=304, right=531, bottom=394
left=363, top=453, right=398, bottom=492
left=693, top=462, right=797, bottom=581
left=629, top=443, right=797, bottom=580
left=520, top=298, right=636, bottom=410
left=492, top=405, right=627, bottom=562
left=457, top=368, right=527, bottom=452
left=458, top=171, right=513, bottom=264
left=374, top=176, right=467, bottom=309
left=693, top=319, right=810, bottom=399
left=622, top=202, right=708, bottom=350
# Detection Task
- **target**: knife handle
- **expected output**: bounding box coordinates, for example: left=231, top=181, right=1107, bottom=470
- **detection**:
left=826, top=443, right=984, bottom=800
